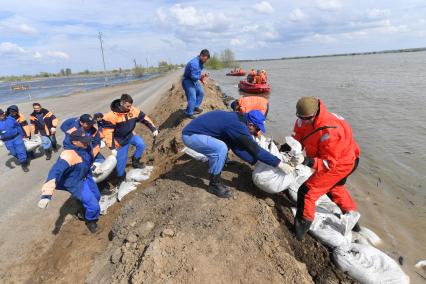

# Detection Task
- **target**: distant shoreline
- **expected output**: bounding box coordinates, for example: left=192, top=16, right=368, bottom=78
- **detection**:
left=238, top=47, right=426, bottom=62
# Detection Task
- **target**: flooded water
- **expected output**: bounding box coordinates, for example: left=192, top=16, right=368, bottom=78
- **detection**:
left=0, top=73, right=159, bottom=104
left=210, top=52, right=426, bottom=282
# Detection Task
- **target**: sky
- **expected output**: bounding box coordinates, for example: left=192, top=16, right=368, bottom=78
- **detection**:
left=0, top=0, right=425, bottom=76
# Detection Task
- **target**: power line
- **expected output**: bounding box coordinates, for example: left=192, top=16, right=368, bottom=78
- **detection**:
left=98, top=32, right=108, bottom=86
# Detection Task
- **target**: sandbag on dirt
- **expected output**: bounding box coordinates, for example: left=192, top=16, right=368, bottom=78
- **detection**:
left=0, top=140, right=3, bottom=147
left=24, top=137, right=42, bottom=152
left=415, top=260, right=426, bottom=270
left=99, top=188, right=118, bottom=215
left=92, top=155, right=117, bottom=183
left=352, top=226, right=382, bottom=246
left=117, top=181, right=140, bottom=201
left=125, top=166, right=154, bottom=183
left=181, top=146, right=208, bottom=162
left=334, top=243, right=409, bottom=284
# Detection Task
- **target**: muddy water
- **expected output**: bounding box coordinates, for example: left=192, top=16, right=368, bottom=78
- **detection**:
left=210, top=52, right=426, bottom=282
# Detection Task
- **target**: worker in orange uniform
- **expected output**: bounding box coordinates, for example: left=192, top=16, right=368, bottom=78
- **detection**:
left=231, top=96, right=269, bottom=117
left=6, top=105, right=31, bottom=138
left=291, top=97, right=361, bottom=240
left=102, top=94, right=158, bottom=183
left=30, top=103, right=59, bottom=159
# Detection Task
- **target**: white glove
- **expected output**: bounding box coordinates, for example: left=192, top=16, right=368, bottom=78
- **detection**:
left=278, top=161, right=295, bottom=175
left=152, top=129, right=159, bottom=137
left=50, top=127, right=56, bottom=134
left=290, top=153, right=305, bottom=167
left=111, top=149, right=118, bottom=157
left=38, top=198, right=51, bottom=209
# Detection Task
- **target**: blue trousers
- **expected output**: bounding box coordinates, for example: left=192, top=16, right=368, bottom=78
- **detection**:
left=41, top=135, right=52, bottom=150
left=79, top=177, right=100, bottom=221
left=116, top=134, right=145, bottom=177
left=182, top=134, right=228, bottom=175
left=182, top=79, right=204, bottom=116
left=5, top=135, right=27, bottom=164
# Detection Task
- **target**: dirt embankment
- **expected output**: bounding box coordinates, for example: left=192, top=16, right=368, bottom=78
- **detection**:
left=28, top=80, right=356, bottom=283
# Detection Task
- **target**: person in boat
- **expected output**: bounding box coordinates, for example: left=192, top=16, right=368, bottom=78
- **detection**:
left=37, top=129, right=101, bottom=233
left=260, top=70, right=268, bottom=84
left=253, top=70, right=262, bottom=84
left=230, top=96, right=269, bottom=117
left=290, top=97, right=361, bottom=241
left=0, top=108, right=29, bottom=172
left=30, top=103, right=59, bottom=160
left=181, top=110, right=294, bottom=198
left=182, top=49, right=210, bottom=119
left=247, top=69, right=256, bottom=83
left=6, top=105, right=31, bottom=139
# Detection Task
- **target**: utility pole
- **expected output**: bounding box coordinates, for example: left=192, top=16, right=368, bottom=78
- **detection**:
left=98, top=32, right=108, bottom=86
left=146, top=58, right=149, bottom=68
left=133, top=59, right=137, bottom=69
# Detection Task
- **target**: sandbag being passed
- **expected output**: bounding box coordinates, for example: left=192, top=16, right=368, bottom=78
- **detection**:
left=92, top=155, right=117, bottom=183
left=24, top=137, right=42, bottom=152
left=334, top=243, right=409, bottom=284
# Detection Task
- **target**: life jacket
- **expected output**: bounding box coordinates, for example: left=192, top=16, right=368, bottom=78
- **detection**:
left=102, top=99, right=156, bottom=149
left=259, top=74, right=267, bottom=84
left=238, top=96, right=269, bottom=115
left=30, top=108, right=59, bottom=136
left=293, top=100, right=360, bottom=173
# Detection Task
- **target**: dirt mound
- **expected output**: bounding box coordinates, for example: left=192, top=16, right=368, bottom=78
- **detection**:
left=27, top=79, right=355, bottom=283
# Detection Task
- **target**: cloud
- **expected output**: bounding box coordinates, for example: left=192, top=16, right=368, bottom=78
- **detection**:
left=0, top=16, right=37, bottom=35
left=45, top=50, right=70, bottom=59
left=289, top=9, right=306, bottom=22
left=316, top=0, right=343, bottom=11
left=254, top=1, right=274, bottom=14
left=230, top=38, right=246, bottom=46
left=33, top=51, right=42, bottom=59
left=368, top=9, right=391, bottom=20
left=0, top=42, right=25, bottom=54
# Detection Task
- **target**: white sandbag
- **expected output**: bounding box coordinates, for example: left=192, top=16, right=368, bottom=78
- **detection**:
left=100, top=140, right=106, bottom=148
left=126, top=166, right=154, bottom=182
left=0, top=140, right=3, bottom=147
left=99, top=188, right=118, bottom=215
left=352, top=226, right=382, bottom=247
left=24, top=137, right=42, bottom=152
left=92, top=155, right=117, bottom=183
left=182, top=146, right=208, bottom=162
left=415, top=260, right=426, bottom=270
left=117, top=181, right=140, bottom=201
left=334, top=243, right=409, bottom=284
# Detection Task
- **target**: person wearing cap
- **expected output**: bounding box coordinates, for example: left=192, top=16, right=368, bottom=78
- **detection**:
left=6, top=105, right=31, bottom=138
left=0, top=108, right=29, bottom=172
left=30, top=103, right=59, bottom=158
left=182, top=49, right=210, bottom=119
left=291, top=96, right=361, bottom=240
left=182, top=110, right=294, bottom=198
left=102, top=94, right=158, bottom=183
left=38, top=129, right=101, bottom=233
left=61, top=114, right=105, bottom=163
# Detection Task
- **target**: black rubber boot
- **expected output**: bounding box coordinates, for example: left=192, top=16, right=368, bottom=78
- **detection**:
left=194, top=107, right=203, bottom=114
left=21, top=160, right=29, bottom=172
left=352, top=222, right=361, bottom=232
left=132, top=156, right=145, bottom=169
left=294, top=217, right=312, bottom=241
left=86, top=221, right=98, bottom=234
left=45, top=148, right=52, bottom=160
left=186, top=114, right=196, bottom=119
left=116, top=175, right=126, bottom=185
left=208, top=174, right=233, bottom=198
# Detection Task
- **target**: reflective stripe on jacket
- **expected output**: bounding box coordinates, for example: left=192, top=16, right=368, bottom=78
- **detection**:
left=30, top=108, right=59, bottom=136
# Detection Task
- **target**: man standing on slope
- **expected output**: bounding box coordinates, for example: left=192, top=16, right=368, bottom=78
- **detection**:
left=102, top=94, right=158, bottom=183
left=291, top=97, right=361, bottom=240
left=182, top=110, right=294, bottom=198
left=0, top=108, right=29, bottom=172
left=30, top=103, right=59, bottom=160
left=38, top=130, right=101, bottom=233
left=182, top=49, right=210, bottom=119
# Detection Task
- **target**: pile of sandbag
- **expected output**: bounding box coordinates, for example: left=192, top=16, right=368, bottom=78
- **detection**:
left=98, top=166, right=154, bottom=214
left=24, top=136, right=42, bottom=152
left=253, top=135, right=409, bottom=283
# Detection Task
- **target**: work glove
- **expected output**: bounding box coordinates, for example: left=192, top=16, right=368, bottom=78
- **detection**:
left=152, top=129, right=159, bottom=137
left=111, top=149, right=118, bottom=157
left=290, top=153, right=305, bottom=167
left=50, top=127, right=56, bottom=134
left=38, top=195, right=52, bottom=209
left=277, top=161, right=295, bottom=175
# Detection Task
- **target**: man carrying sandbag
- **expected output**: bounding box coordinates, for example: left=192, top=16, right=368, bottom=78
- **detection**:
left=30, top=103, right=59, bottom=159
left=291, top=97, right=361, bottom=241
left=102, top=94, right=158, bottom=183
left=61, top=114, right=105, bottom=163
left=0, top=108, right=29, bottom=172
left=38, top=130, right=101, bottom=233
left=182, top=110, right=294, bottom=198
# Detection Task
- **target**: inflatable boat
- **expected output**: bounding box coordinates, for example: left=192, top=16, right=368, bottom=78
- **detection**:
left=226, top=70, right=246, bottom=76
left=238, top=80, right=270, bottom=94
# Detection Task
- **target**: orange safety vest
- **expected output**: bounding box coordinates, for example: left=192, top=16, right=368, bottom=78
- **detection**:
left=238, top=96, right=269, bottom=115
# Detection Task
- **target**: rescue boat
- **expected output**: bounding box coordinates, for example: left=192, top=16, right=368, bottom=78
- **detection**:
left=226, top=70, right=246, bottom=76
left=238, top=80, right=270, bottom=94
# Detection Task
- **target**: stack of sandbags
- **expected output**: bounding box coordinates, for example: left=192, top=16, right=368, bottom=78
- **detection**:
left=117, top=166, right=154, bottom=201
